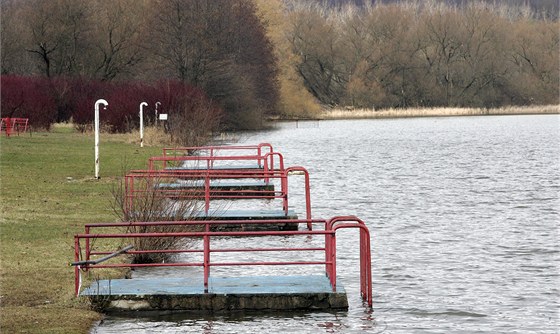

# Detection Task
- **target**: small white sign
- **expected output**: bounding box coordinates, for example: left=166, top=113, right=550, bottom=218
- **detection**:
left=159, top=114, right=168, bottom=120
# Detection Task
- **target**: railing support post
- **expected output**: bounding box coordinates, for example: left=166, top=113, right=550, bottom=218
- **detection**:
left=203, top=223, right=210, bottom=293
left=85, top=227, right=91, bottom=271
left=204, top=171, right=210, bottom=214
left=74, top=237, right=81, bottom=296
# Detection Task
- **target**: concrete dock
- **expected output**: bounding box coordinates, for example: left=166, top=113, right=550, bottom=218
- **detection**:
left=82, top=275, right=347, bottom=313
left=156, top=180, right=275, bottom=195
left=138, top=210, right=300, bottom=230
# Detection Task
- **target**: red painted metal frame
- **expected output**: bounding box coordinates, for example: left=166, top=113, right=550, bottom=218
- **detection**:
left=72, top=216, right=372, bottom=307
left=148, top=151, right=283, bottom=173
left=160, top=143, right=274, bottom=170
left=123, top=166, right=312, bottom=228
left=1, top=117, right=29, bottom=137
left=162, top=143, right=273, bottom=169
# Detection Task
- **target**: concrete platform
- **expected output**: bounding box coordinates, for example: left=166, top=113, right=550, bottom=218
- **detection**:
left=135, top=210, right=300, bottom=230
left=192, top=209, right=297, bottom=220
left=191, top=210, right=299, bottom=230
left=82, top=275, right=347, bottom=313
left=156, top=180, right=275, bottom=196
left=165, top=164, right=263, bottom=171
left=157, top=180, right=274, bottom=189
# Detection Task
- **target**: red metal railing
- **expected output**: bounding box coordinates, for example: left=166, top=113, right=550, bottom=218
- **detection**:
left=1, top=117, right=29, bottom=137
left=72, top=216, right=372, bottom=307
left=161, top=143, right=274, bottom=170
left=123, top=166, right=312, bottom=227
left=149, top=151, right=284, bottom=173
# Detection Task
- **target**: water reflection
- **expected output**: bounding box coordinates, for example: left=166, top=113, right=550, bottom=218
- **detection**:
left=95, top=309, right=380, bottom=334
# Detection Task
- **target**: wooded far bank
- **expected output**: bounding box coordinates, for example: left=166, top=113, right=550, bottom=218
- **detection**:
left=1, top=0, right=558, bottom=131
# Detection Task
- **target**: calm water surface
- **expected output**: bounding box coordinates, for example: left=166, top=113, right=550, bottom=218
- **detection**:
left=94, top=115, right=559, bottom=333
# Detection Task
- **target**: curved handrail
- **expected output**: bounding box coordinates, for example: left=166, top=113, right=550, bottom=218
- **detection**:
left=326, top=216, right=372, bottom=308
left=123, top=163, right=308, bottom=224
left=285, top=166, right=312, bottom=228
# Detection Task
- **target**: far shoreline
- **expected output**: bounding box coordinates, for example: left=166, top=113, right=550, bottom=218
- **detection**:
left=272, top=105, right=559, bottom=122
left=319, top=105, right=560, bottom=120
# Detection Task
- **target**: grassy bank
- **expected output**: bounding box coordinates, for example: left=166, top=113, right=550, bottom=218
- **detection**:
left=0, top=126, right=163, bottom=333
left=321, top=105, right=560, bottom=120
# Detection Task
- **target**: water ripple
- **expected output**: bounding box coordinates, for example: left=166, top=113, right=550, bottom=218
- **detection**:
left=95, top=115, right=560, bottom=333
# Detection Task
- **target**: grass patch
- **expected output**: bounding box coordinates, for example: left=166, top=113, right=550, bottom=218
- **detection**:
left=0, top=129, right=163, bottom=332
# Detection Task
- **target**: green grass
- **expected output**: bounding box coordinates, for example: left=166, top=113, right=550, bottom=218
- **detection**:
left=0, top=127, right=163, bottom=333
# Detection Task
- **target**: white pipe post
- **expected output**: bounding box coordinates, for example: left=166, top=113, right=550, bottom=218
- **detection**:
left=94, top=99, right=108, bottom=179
left=155, top=101, right=161, bottom=126
left=139, top=102, right=147, bottom=147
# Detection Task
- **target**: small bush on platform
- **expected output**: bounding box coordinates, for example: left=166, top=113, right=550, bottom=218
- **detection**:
left=111, top=174, right=203, bottom=264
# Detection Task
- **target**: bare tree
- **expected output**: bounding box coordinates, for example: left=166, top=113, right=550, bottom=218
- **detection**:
left=88, top=0, right=146, bottom=81
left=23, top=0, right=92, bottom=77
left=146, top=0, right=279, bottom=129
left=288, top=4, right=346, bottom=105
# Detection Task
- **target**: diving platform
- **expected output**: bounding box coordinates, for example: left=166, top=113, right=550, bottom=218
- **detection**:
left=81, top=275, right=348, bottom=313
left=72, top=217, right=373, bottom=313
left=71, top=144, right=373, bottom=314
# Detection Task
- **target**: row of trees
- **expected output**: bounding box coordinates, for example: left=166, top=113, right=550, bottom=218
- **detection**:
left=1, top=0, right=558, bottom=129
left=286, top=2, right=559, bottom=108
left=1, top=0, right=281, bottom=129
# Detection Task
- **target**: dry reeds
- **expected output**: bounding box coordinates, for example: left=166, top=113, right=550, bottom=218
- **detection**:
left=322, top=105, right=560, bottom=120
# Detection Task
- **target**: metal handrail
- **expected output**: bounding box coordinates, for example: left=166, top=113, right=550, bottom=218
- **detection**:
left=71, top=245, right=133, bottom=266
left=123, top=165, right=312, bottom=227
left=163, top=143, right=273, bottom=158
left=149, top=151, right=284, bottom=172
left=161, top=143, right=274, bottom=169
left=72, top=217, right=372, bottom=307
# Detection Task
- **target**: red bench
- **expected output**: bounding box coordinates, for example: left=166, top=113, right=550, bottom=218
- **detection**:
left=1, top=118, right=29, bottom=137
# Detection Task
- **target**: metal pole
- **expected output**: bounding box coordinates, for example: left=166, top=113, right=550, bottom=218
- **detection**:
left=71, top=245, right=134, bottom=266
left=140, top=102, right=147, bottom=147
left=204, top=223, right=210, bottom=293
left=94, top=99, right=108, bottom=179
left=74, top=237, right=80, bottom=296
left=155, top=101, right=161, bottom=126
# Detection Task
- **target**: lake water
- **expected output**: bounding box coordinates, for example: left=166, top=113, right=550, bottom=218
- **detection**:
left=94, top=115, right=559, bottom=333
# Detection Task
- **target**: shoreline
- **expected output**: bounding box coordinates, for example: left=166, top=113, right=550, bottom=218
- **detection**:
left=318, top=105, right=559, bottom=120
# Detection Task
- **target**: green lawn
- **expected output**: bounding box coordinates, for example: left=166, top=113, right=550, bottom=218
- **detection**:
left=0, top=127, right=163, bottom=333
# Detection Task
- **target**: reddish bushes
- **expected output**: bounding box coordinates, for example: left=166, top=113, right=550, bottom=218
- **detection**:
left=0, top=76, right=57, bottom=130
left=0, top=76, right=222, bottom=136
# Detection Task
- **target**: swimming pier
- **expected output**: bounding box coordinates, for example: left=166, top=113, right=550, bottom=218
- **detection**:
left=71, top=143, right=372, bottom=313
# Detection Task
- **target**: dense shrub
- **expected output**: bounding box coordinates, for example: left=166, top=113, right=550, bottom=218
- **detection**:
left=0, top=76, right=223, bottom=140
left=62, top=78, right=113, bottom=131
left=0, top=75, right=57, bottom=130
